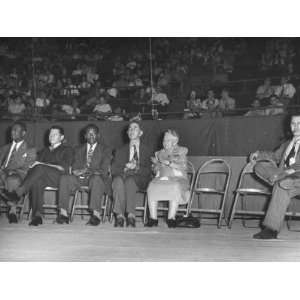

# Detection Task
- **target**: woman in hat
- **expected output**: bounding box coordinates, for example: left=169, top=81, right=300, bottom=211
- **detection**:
left=146, top=130, right=189, bottom=228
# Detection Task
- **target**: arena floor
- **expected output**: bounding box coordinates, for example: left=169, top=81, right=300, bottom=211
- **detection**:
left=1, top=215, right=300, bottom=261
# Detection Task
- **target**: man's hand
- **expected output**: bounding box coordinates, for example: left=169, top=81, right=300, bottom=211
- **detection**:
left=73, top=168, right=87, bottom=176
left=249, top=151, right=259, bottom=163
left=29, top=161, right=41, bottom=168
left=125, top=161, right=137, bottom=171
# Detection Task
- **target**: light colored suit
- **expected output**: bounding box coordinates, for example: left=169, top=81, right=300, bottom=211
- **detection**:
left=0, top=140, right=36, bottom=193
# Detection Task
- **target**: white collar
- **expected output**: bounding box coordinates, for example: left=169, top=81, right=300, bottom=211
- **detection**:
left=12, top=140, right=24, bottom=150
left=87, top=142, right=97, bottom=150
left=130, top=140, right=140, bottom=148
left=50, top=142, right=61, bottom=150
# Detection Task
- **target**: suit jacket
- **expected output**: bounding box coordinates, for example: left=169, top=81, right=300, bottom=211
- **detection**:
left=0, top=141, right=37, bottom=179
left=38, top=144, right=74, bottom=174
left=257, top=140, right=300, bottom=171
left=72, top=143, right=112, bottom=191
left=111, top=142, right=152, bottom=190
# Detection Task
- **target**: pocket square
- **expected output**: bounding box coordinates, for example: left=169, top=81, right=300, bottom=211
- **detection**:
left=22, top=153, right=27, bottom=158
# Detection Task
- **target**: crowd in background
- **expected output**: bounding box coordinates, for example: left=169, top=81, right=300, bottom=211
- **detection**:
left=0, top=37, right=299, bottom=121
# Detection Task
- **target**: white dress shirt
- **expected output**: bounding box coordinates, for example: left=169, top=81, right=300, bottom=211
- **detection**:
left=129, top=141, right=140, bottom=161
left=87, top=143, right=97, bottom=161
left=284, top=139, right=300, bottom=166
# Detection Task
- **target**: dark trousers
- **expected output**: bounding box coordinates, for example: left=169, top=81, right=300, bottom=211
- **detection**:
left=20, top=165, right=62, bottom=218
left=58, top=174, right=106, bottom=213
left=0, top=170, right=22, bottom=206
left=112, top=175, right=138, bottom=216
left=254, top=161, right=300, bottom=231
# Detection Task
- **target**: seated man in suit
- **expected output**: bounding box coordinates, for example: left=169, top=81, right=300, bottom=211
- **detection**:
left=57, top=124, right=111, bottom=225
left=10, top=125, right=73, bottom=226
left=111, top=121, right=152, bottom=227
left=251, top=114, right=300, bottom=239
left=0, top=121, right=36, bottom=223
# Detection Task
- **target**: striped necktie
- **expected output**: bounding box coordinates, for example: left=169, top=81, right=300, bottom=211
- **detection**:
left=285, top=144, right=296, bottom=168
left=87, top=145, right=95, bottom=167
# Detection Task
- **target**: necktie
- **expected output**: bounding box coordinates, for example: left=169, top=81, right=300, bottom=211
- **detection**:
left=133, top=144, right=139, bottom=170
left=87, top=145, right=94, bottom=167
left=285, top=144, right=296, bottom=167
left=4, top=143, right=17, bottom=168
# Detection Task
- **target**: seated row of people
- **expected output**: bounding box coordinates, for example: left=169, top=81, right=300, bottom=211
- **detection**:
left=2, top=114, right=300, bottom=240
left=0, top=121, right=187, bottom=228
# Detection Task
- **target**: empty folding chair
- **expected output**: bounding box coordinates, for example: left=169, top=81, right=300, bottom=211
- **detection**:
left=228, top=162, right=272, bottom=228
left=188, top=159, right=231, bottom=228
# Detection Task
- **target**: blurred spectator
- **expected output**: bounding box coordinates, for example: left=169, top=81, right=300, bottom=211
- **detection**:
left=186, top=90, right=202, bottom=115
left=244, top=99, right=265, bottom=117
left=61, top=98, right=81, bottom=117
left=256, top=77, right=274, bottom=100
left=7, top=95, right=26, bottom=115
left=202, top=89, right=219, bottom=110
left=219, top=88, right=236, bottom=111
left=273, top=76, right=296, bottom=105
left=93, top=95, right=112, bottom=115
left=264, top=95, right=285, bottom=116
left=149, top=86, right=170, bottom=112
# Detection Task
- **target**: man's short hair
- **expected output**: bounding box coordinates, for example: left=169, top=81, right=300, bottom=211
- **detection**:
left=12, top=121, right=27, bottom=132
left=50, top=125, right=64, bottom=136
left=128, top=121, right=142, bottom=131
left=85, top=124, right=99, bottom=134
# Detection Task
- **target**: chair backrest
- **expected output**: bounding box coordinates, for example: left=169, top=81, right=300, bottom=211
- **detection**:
left=197, top=159, right=231, bottom=174
left=194, top=158, right=231, bottom=191
left=186, top=160, right=196, bottom=191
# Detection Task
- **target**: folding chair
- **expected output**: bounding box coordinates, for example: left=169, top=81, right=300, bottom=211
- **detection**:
left=27, top=186, right=60, bottom=220
left=188, top=158, right=231, bottom=228
left=70, top=186, right=110, bottom=222
left=143, top=160, right=196, bottom=221
left=228, top=162, right=272, bottom=228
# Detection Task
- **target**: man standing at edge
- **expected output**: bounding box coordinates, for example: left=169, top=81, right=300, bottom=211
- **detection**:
left=251, top=114, right=300, bottom=239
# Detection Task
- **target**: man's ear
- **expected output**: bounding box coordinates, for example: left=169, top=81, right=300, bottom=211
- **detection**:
left=139, top=130, right=143, bottom=137
left=60, top=135, right=65, bottom=142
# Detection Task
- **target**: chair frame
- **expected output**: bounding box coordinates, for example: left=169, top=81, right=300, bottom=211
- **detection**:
left=228, top=161, right=272, bottom=229
left=70, top=185, right=110, bottom=222
left=188, top=158, right=231, bottom=228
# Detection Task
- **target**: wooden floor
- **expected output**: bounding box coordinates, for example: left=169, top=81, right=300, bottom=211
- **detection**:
left=1, top=215, right=300, bottom=261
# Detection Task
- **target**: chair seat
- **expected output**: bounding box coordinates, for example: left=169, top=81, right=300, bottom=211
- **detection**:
left=194, top=187, right=225, bottom=194
left=236, top=188, right=271, bottom=195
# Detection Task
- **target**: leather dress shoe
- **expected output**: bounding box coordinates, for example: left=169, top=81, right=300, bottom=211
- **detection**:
left=114, top=216, right=124, bottom=227
left=145, top=218, right=158, bottom=227
left=86, top=215, right=101, bottom=226
left=127, top=216, right=136, bottom=227
left=253, top=227, right=278, bottom=239
left=29, top=216, right=43, bottom=226
left=55, top=214, right=69, bottom=224
left=167, top=218, right=177, bottom=228
left=8, top=213, right=18, bottom=224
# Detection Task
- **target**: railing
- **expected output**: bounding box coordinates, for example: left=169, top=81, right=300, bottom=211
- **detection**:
left=1, top=105, right=299, bottom=122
